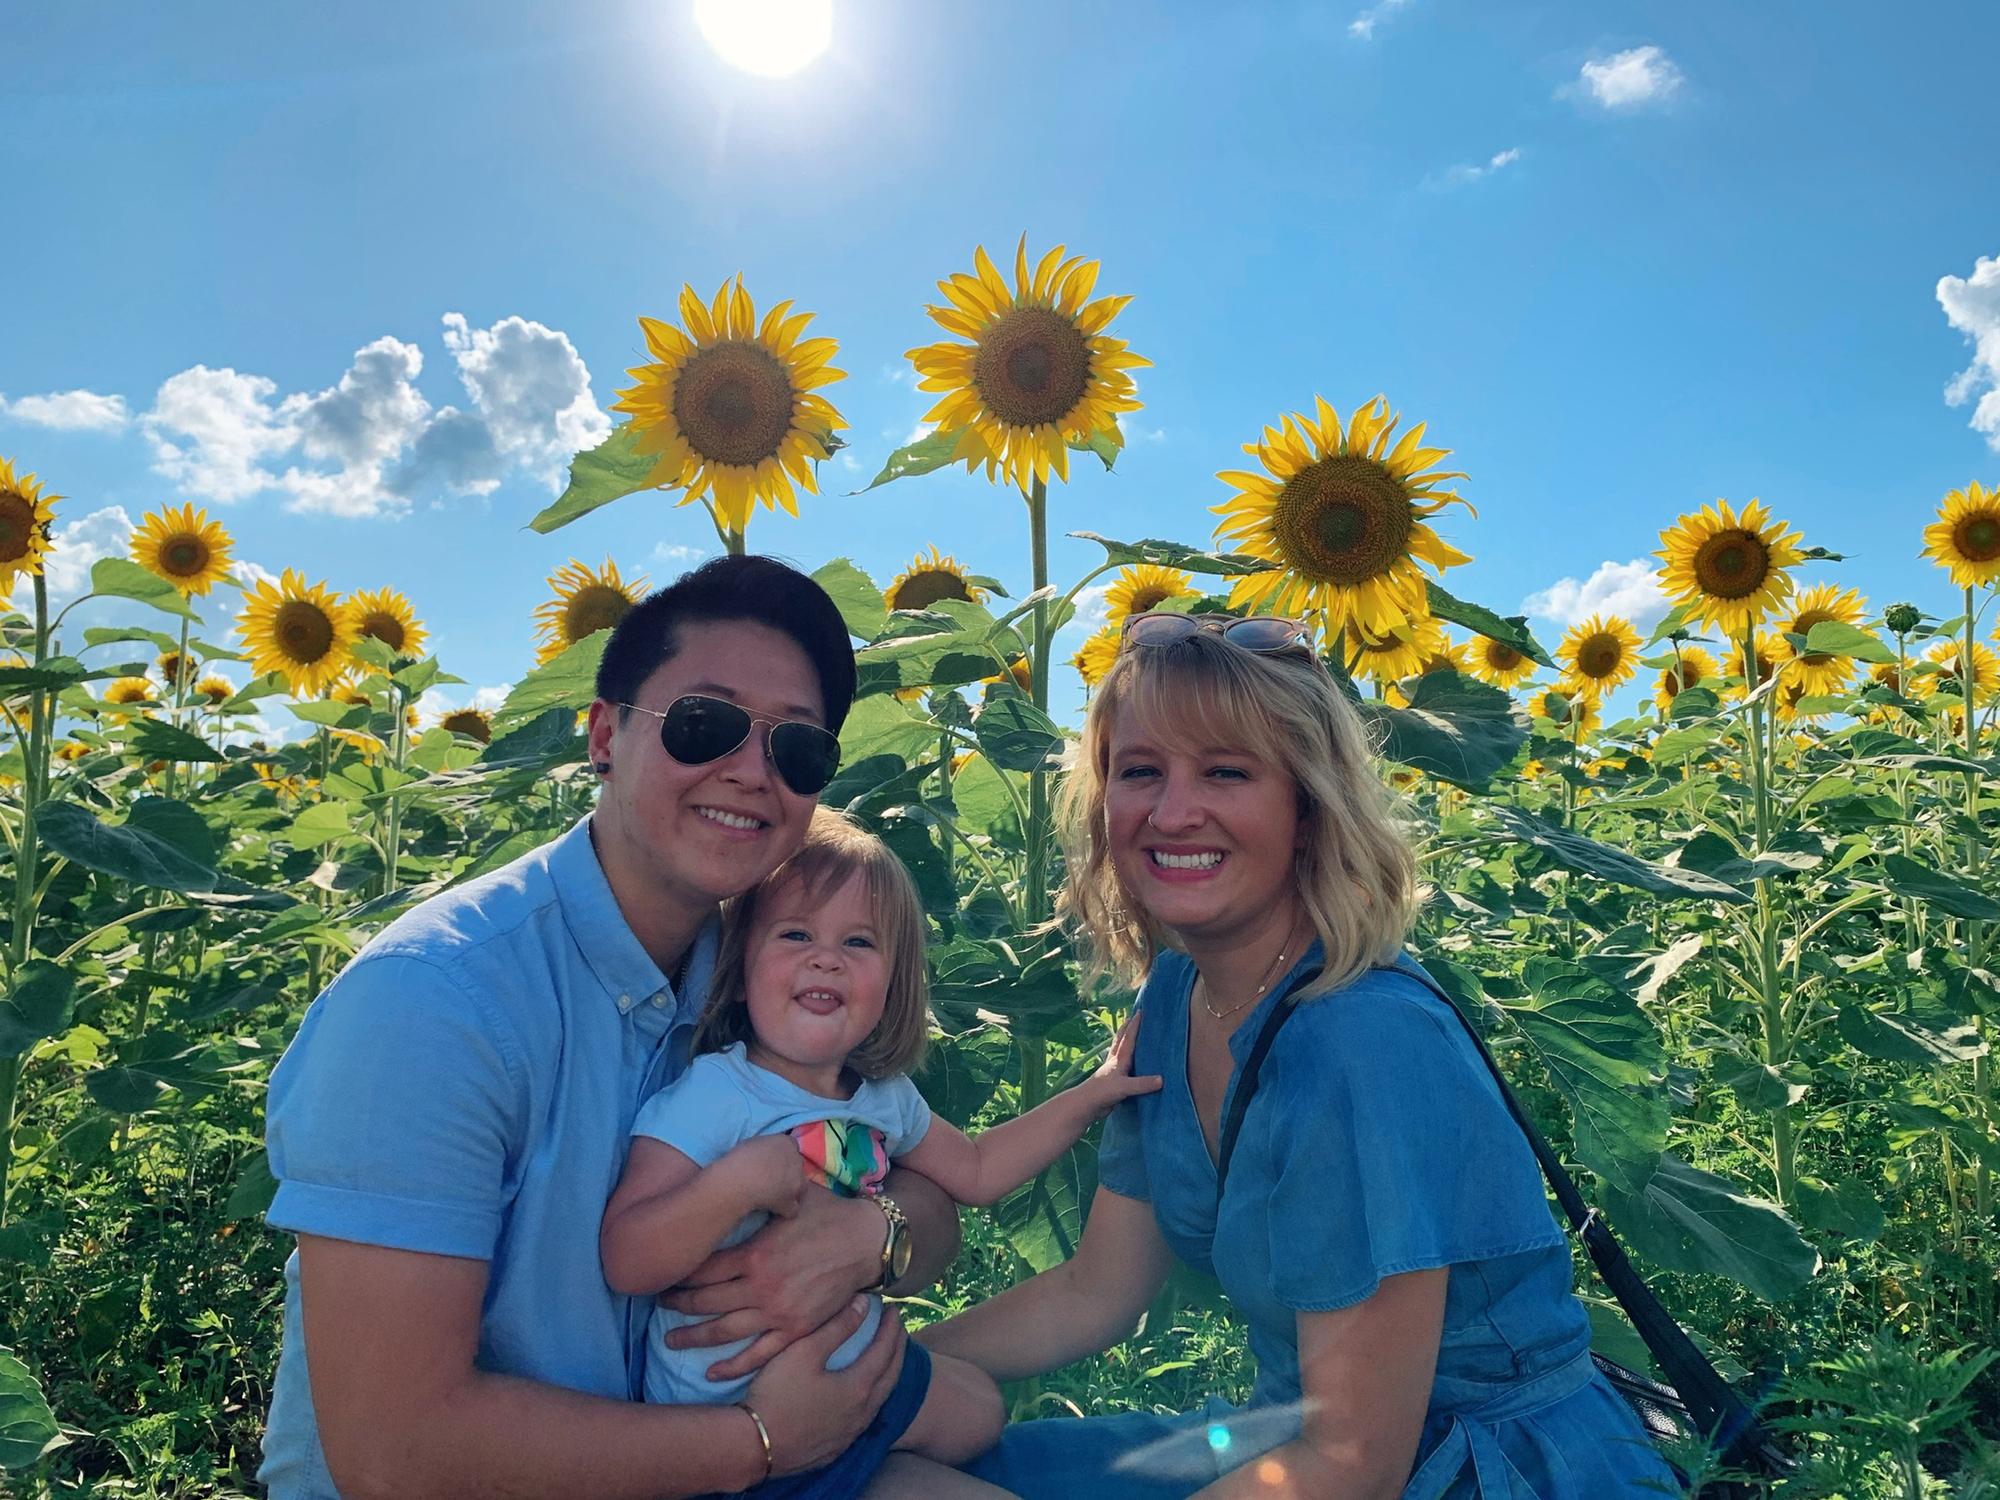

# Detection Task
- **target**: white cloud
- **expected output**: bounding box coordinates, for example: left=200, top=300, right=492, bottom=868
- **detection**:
left=1522, top=558, right=1668, bottom=629
left=1939, top=253, right=2000, bottom=452
left=650, top=541, right=708, bottom=565
left=1348, top=0, right=1411, bottom=40
left=1138, top=426, right=1168, bottom=443
left=43, top=505, right=134, bottom=598
left=1431, top=147, right=1523, bottom=190
left=208, top=559, right=279, bottom=619
left=1060, top=583, right=1113, bottom=637
left=881, top=363, right=917, bottom=388
left=418, top=683, right=511, bottom=721
left=139, top=315, right=612, bottom=517
left=0, top=389, right=129, bottom=431
left=903, top=419, right=936, bottom=445
left=1573, top=45, right=1683, bottom=110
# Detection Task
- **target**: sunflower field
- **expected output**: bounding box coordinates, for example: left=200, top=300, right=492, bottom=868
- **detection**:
left=3, top=242, right=2000, bottom=1498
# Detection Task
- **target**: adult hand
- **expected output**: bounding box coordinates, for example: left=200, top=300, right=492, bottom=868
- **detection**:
left=744, top=1298, right=905, bottom=1477
left=662, top=1184, right=880, bottom=1379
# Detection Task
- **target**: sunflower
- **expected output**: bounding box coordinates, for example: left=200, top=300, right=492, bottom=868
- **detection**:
left=349, top=587, right=427, bottom=663
left=54, top=739, right=93, bottom=762
left=1773, top=679, right=1829, bottom=726
left=1773, top=584, right=1868, bottom=695
left=1469, top=634, right=1537, bottom=690
left=101, top=676, right=155, bottom=719
left=194, top=674, right=235, bottom=707
left=1726, top=630, right=1782, bottom=701
left=1915, top=639, right=2000, bottom=716
left=1654, top=645, right=1719, bottom=714
left=1557, top=614, right=1641, bottom=699
left=982, top=655, right=1033, bottom=695
left=886, top=547, right=986, bottom=612
left=1348, top=616, right=1445, bottom=685
left=614, top=276, right=846, bottom=533
left=329, top=681, right=373, bottom=708
left=129, top=503, right=233, bottom=597
left=534, top=558, right=647, bottom=667
left=1072, top=626, right=1119, bottom=689
left=237, top=570, right=357, bottom=698
left=156, top=651, right=192, bottom=690
left=1527, top=685, right=1601, bottom=737
left=1656, top=498, right=1804, bottom=636
left=327, top=726, right=385, bottom=761
left=1104, top=564, right=1198, bottom=626
left=1214, top=396, right=1472, bottom=638
left=0, top=456, right=57, bottom=592
left=439, top=707, right=493, bottom=745
left=1921, top=482, right=2000, bottom=589
left=1416, top=639, right=1472, bottom=677
left=252, top=761, right=306, bottom=799
left=907, top=237, right=1148, bottom=492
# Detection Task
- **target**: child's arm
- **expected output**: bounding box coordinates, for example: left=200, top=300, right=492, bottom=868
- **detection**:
left=600, top=1134, right=807, bottom=1297
left=896, top=1015, right=1160, bottom=1207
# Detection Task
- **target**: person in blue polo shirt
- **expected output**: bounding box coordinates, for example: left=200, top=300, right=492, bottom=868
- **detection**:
left=259, top=556, right=962, bottom=1500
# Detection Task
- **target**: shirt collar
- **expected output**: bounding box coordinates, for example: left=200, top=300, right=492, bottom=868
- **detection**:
left=551, top=815, right=716, bottom=1021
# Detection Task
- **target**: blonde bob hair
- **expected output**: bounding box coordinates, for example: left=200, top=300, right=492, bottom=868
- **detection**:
left=1058, top=628, right=1417, bottom=1001
left=694, top=807, right=930, bottom=1079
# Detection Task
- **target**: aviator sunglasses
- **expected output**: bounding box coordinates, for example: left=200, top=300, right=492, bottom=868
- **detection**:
left=618, top=695, right=843, bottom=798
left=1119, top=611, right=1312, bottom=653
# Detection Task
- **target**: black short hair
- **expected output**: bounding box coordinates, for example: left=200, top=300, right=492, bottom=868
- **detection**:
left=594, top=554, right=857, bottom=733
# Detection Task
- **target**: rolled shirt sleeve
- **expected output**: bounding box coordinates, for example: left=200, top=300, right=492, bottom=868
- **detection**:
left=265, top=951, right=530, bottom=1261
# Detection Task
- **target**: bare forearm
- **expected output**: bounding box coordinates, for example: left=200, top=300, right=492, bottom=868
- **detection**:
left=957, top=1092, right=1096, bottom=1206
left=333, top=1372, right=762, bottom=1500
left=881, top=1166, right=961, bottom=1295
left=1193, top=1437, right=1401, bottom=1500
left=602, top=1171, right=753, bottom=1296
left=918, top=1260, right=1142, bottom=1381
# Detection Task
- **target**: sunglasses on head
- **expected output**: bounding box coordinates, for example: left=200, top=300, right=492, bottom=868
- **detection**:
left=619, top=695, right=842, bottom=798
left=1119, top=611, right=1312, bottom=653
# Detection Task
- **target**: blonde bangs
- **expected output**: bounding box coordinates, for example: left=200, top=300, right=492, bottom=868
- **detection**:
left=1058, top=632, right=1417, bottom=1001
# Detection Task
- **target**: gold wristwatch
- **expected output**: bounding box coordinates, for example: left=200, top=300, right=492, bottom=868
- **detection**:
left=869, top=1193, right=912, bottom=1291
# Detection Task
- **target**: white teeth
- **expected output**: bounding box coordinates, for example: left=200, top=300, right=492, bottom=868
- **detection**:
left=1151, top=850, right=1223, bottom=869
left=798, top=990, right=840, bottom=1004
left=696, top=807, right=760, bottom=831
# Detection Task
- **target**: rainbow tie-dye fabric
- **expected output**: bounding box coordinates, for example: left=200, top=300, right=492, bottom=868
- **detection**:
left=789, top=1118, right=892, bottom=1198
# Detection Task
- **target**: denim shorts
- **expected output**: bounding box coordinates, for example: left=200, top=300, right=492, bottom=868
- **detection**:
left=711, top=1340, right=932, bottom=1500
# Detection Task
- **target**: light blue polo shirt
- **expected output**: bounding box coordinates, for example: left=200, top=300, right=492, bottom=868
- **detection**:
left=258, top=814, right=718, bottom=1499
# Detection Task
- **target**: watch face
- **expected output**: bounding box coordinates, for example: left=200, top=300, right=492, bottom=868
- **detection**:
left=889, top=1227, right=913, bottom=1279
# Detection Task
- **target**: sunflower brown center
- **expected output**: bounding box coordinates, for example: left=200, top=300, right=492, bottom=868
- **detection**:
left=1791, top=608, right=1836, bottom=665
left=161, top=536, right=210, bottom=576
left=1955, top=512, right=2000, bottom=563
left=562, top=584, right=634, bottom=643
left=442, top=710, right=492, bottom=744
left=359, top=612, right=406, bottom=651
left=1484, top=642, right=1523, bottom=671
left=275, top=601, right=335, bottom=664
left=1127, top=584, right=1179, bottom=614
left=1692, top=528, right=1770, bottom=600
left=0, top=494, right=35, bottom=565
left=972, top=307, right=1091, bottom=428
left=1577, top=635, right=1623, bottom=679
left=889, top=569, right=973, bottom=611
left=1272, top=455, right=1414, bottom=588
left=672, top=342, right=797, bottom=467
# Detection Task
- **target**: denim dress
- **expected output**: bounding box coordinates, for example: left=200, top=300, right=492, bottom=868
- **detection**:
left=969, top=948, right=1678, bottom=1499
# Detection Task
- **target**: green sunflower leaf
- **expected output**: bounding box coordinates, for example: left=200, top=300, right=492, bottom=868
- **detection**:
left=531, top=423, right=659, bottom=534
left=855, top=429, right=963, bottom=492
left=1423, top=583, right=1555, bottom=669
left=89, top=557, right=199, bottom=621
left=492, top=634, right=608, bottom=736
left=1880, top=853, right=2000, bottom=920
left=0, top=1346, right=65, bottom=1471
left=811, top=559, right=888, bottom=640
left=1600, top=1153, right=1819, bottom=1302
left=1800, top=620, right=1892, bottom=664
left=1486, top=806, right=1754, bottom=905
left=125, top=717, right=226, bottom=765
left=1067, top=424, right=1122, bottom=472
left=1068, top=532, right=1276, bottom=578
left=1357, top=670, right=1527, bottom=791
left=35, top=801, right=221, bottom=893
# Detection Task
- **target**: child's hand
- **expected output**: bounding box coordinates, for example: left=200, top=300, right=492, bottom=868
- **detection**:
left=727, top=1135, right=809, bottom=1219
left=1079, top=1013, right=1162, bottom=1121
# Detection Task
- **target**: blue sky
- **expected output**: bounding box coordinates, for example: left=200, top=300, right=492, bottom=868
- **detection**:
left=5, top=0, right=1998, bottom=726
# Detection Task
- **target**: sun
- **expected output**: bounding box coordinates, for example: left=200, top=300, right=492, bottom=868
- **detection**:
left=694, top=0, right=832, bottom=77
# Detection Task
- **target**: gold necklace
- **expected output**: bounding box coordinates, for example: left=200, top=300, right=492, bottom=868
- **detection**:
left=1198, top=925, right=1302, bottom=1021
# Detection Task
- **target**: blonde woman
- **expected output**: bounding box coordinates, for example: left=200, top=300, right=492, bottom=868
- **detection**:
left=925, top=613, right=1675, bottom=1500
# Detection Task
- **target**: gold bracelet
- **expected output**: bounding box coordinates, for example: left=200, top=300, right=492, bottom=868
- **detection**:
left=735, top=1400, right=774, bottom=1483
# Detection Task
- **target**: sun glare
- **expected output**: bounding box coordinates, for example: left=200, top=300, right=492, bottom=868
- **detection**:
left=693, top=0, right=833, bottom=77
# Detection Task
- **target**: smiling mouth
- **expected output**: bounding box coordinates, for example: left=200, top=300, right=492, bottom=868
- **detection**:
left=794, top=988, right=843, bottom=1015
left=1150, top=850, right=1225, bottom=870
left=695, top=805, right=766, bottom=832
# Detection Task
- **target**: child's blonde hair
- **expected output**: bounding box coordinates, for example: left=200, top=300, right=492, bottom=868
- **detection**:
left=694, top=807, right=931, bottom=1079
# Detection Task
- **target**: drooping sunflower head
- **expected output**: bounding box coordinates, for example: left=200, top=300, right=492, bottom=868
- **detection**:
left=130, top=502, right=234, bottom=597
left=1656, top=498, right=1805, bottom=634
left=1773, top=679, right=1829, bottom=726
left=885, top=547, right=986, bottom=612
left=1104, top=564, right=1198, bottom=626
left=1215, top=396, right=1473, bottom=639
left=0, top=456, right=58, bottom=591
left=1773, top=583, right=1868, bottom=695
left=253, top=761, right=307, bottom=799
left=102, top=675, right=156, bottom=719
left=1527, top=685, right=1602, bottom=737
left=983, top=655, right=1033, bottom=695
left=534, top=558, right=647, bottom=666
left=1727, top=629, right=1783, bottom=701
left=1654, top=645, right=1719, bottom=714
left=155, top=650, right=192, bottom=688
left=1557, top=614, right=1641, bottom=699
left=329, top=680, right=374, bottom=708
left=195, top=674, right=235, bottom=707
left=440, top=707, right=494, bottom=745
left=1072, top=625, right=1120, bottom=690
left=1469, top=634, right=1537, bottom=689
left=907, top=237, right=1149, bottom=493
left=1921, top=481, right=2000, bottom=589
left=614, top=276, right=847, bottom=534
left=1347, top=616, right=1446, bottom=686
left=350, top=587, right=427, bottom=664
left=237, top=569, right=358, bottom=699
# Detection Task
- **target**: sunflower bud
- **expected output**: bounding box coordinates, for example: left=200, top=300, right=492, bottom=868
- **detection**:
left=1884, top=602, right=1921, bottom=635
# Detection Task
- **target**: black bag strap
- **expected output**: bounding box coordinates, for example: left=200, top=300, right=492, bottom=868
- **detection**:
left=1212, top=960, right=1777, bottom=1467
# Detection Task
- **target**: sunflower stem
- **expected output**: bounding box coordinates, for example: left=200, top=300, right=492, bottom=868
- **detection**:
left=1962, top=586, right=1991, bottom=1222
left=384, top=681, right=409, bottom=896
left=163, top=614, right=191, bottom=802
left=1, top=574, right=52, bottom=1225
left=1743, top=628, right=1796, bottom=1207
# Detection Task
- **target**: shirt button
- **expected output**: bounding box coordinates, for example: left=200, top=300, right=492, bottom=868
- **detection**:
left=650, top=991, right=667, bottom=1008
left=617, top=994, right=634, bottom=1014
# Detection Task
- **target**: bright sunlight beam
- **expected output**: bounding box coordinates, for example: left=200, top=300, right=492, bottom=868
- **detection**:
left=693, top=0, right=833, bottom=77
